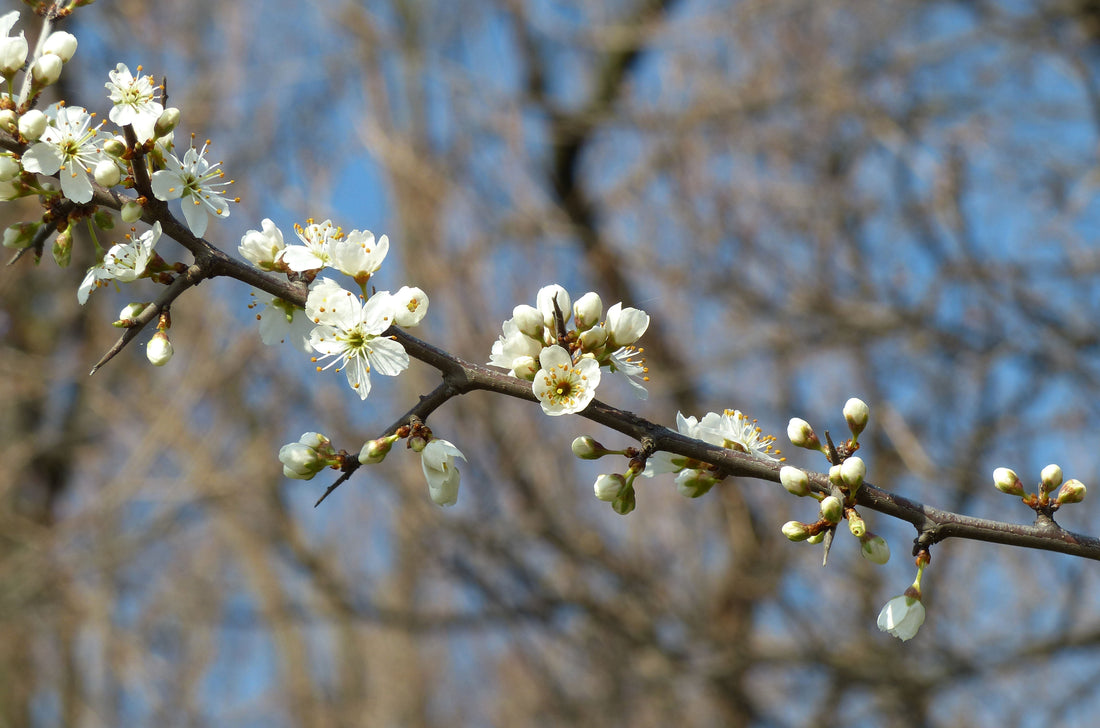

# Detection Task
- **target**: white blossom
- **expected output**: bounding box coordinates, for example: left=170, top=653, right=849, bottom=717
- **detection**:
left=421, top=439, right=466, bottom=507
left=532, top=345, right=601, bottom=416
left=150, top=141, right=233, bottom=237
left=105, top=63, right=163, bottom=142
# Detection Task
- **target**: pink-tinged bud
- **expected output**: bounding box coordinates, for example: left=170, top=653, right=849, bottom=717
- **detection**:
left=1056, top=479, right=1086, bottom=505
left=992, top=467, right=1025, bottom=497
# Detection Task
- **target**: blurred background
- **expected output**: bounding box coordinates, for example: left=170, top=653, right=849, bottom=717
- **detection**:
left=3, top=0, right=1100, bottom=725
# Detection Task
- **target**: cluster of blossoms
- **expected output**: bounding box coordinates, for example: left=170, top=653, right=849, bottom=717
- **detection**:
left=1, top=10, right=241, bottom=364
left=571, top=408, right=783, bottom=515
left=489, top=284, right=650, bottom=414
left=239, top=217, right=427, bottom=400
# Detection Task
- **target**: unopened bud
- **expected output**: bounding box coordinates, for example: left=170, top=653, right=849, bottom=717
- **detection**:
left=612, top=484, right=636, bottom=515
left=594, top=473, right=626, bottom=501
left=43, top=31, right=77, bottom=62
left=578, top=324, right=608, bottom=353
left=103, top=137, right=127, bottom=157
left=3, top=221, right=38, bottom=249
left=154, top=107, right=181, bottom=138
left=0, top=109, right=15, bottom=132
left=847, top=509, right=866, bottom=537
left=787, top=418, right=821, bottom=450
left=992, top=467, right=1024, bottom=496
left=843, top=397, right=869, bottom=438
left=94, top=159, right=121, bottom=187
left=1056, top=478, right=1086, bottom=505
left=779, top=465, right=811, bottom=497
left=31, top=54, right=62, bottom=85
left=18, top=110, right=47, bottom=141
left=146, top=330, right=173, bottom=366
left=511, top=355, right=538, bottom=381
left=571, top=435, right=607, bottom=460
left=113, top=302, right=147, bottom=327
left=573, top=291, right=603, bottom=330
left=359, top=435, right=396, bottom=465
left=0, top=154, right=19, bottom=181
left=121, top=200, right=143, bottom=223
left=512, top=304, right=545, bottom=339
left=1040, top=464, right=1063, bottom=495
left=782, top=520, right=810, bottom=542
left=820, top=495, right=843, bottom=524
left=859, top=533, right=891, bottom=564
left=675, top=469, right=717, bottom=498
left=840, top=456, right=866, bottom=490
left=52, top=225, right=72, bottom=267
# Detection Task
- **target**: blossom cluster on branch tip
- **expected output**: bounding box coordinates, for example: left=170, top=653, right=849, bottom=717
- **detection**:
left=488, top=283, right=650, bottom=414
left=239, top=217, right=428, bottom=401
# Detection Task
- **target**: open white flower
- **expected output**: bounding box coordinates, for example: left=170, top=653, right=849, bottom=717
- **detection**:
left=421, top=438, right=466, bottom=507
left=877, top=595, right=925, bottom=641
left=105, top=63, right=163, bottom=142
left=306, top=281, right=408, bottom=400
left=253, top=294, right=312, bottom=353
left=643, top=412, right=705, bottom=477
left=331, top=229, right=388, bottom=284
left=698, top=409, right=781, bottom=462
left=21, top=105, right=105, bottom=203
left=77, top=222, right=162, bottom=304
left=488, top=318, right=544, bottom=375
left=607, top=346, right=649, bottom=400
left=150, top=141, right=233, bottom=237
left=281, top=219, right=338, bottom=272
left=238, top=218, right=286, bottom=270
left=532, top=345, right=601, bottom=416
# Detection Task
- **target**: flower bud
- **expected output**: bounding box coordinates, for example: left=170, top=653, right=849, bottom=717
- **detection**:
left=94, top=159, right=121, bottom=187
left=2, top=221, right=37, bottom=249
left=605, top=303, right=649, bottom=348
left=279, top=432, right=333, bottom=480
left=18, top=110, right=47, bottom=141
left=594, top=473, right=626, bottom=502
left=536, top=284, right=571, bottom=328
left=578, top=325, right=608, bottom=353
left=675, top=469, right=717, bottom=498
left=359, top=435, right=395, bottom=464
left=512, top=304, right=545, bottom=340
left=828, top=464, right=843, bottom=487
left=787, top=418, right=821, bottom=450
left=781, top=520, right=810, bottom=542
left=113, top=302, right=147, bottom=327
left=146, top=331, right=173, bottom=366
left=511, top=354, right=538, bottom=381
left=103, top=137, right=127, bottom=157
left=31, top=53, right=62, bottom=85
left=43, top=31, right=77, bottom=62
left=571, top=435, right=606, bottom=460
left=779, top=465, right=811, bottom=497
left=121, top=200, right=143, bottom=223
left=843, top=397, right=869, bottom=438
left=840, top=456, right=866, bottom=490
left=0, top=109, right=15, bottom=132
left=1040, top=463, right=1063, bottom=495
left=992, top=467, right=1025, bottom=497
left=52, top=226, right=72, bottom=267
left=573, top=291, right=603, bottom=330
left=820, top=495, right=843, bottom=524
left=154, top=107, right=181, bottom=138
left=859, top=533, right=890, bottom=564
left=612, top=484, right=636, bottom=515
left=847, top=510, right=866, bottom=537
left=0, top=154, right=19, bottom=181
left=1056, top=478, right=1086, bottom=505
left=0, top=26, right=27, bottom=78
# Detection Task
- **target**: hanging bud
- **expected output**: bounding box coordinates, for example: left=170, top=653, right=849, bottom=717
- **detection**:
left=675, top=469, right=717, bottom=498
left=146, top=330, right=173, bottom=366
left=782, top=521, right=811, bottom=542
left=1040, top=464, right=1063, bottom=495
left=859, top=532, right=891, bottom=564
left=840, top=456, right=866, bottom=491
left=843, top=397, right=869, bottom=439
left=594, top=473, right=626, bottom=502
left=612, top=484, right=636, bottom=515
left=779, top=465, right=811, bottom=497
left=992, top=467, right=1025, bottom=497
left=787, top=418, right=821, bottom=450
left=1056, top=479, right=1086, bottom=505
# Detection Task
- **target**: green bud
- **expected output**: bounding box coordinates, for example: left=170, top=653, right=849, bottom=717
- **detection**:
left=847, top=510, right=866, bottom=538
left=102, top=138, right=127, bottom=157
left=781, top=520, right=810, bottom=542
left=52, top=226, right=72, bottom=267
left=612, top=484, right=636, bottom=515
left=992, top=467, right=1025, bottom=497
left=359, top=435, right=396, bottom=465
left=820, top=495, right=843, bottom=524
left=594, top=473, right=626, bottom=502
left=859, top=533, right=890, bottom=564
left=121, top=200, right=143, bottom=223
left=572, top=435, right=606, bottom=460
left=1056, top=479, right=1086, bottom=505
